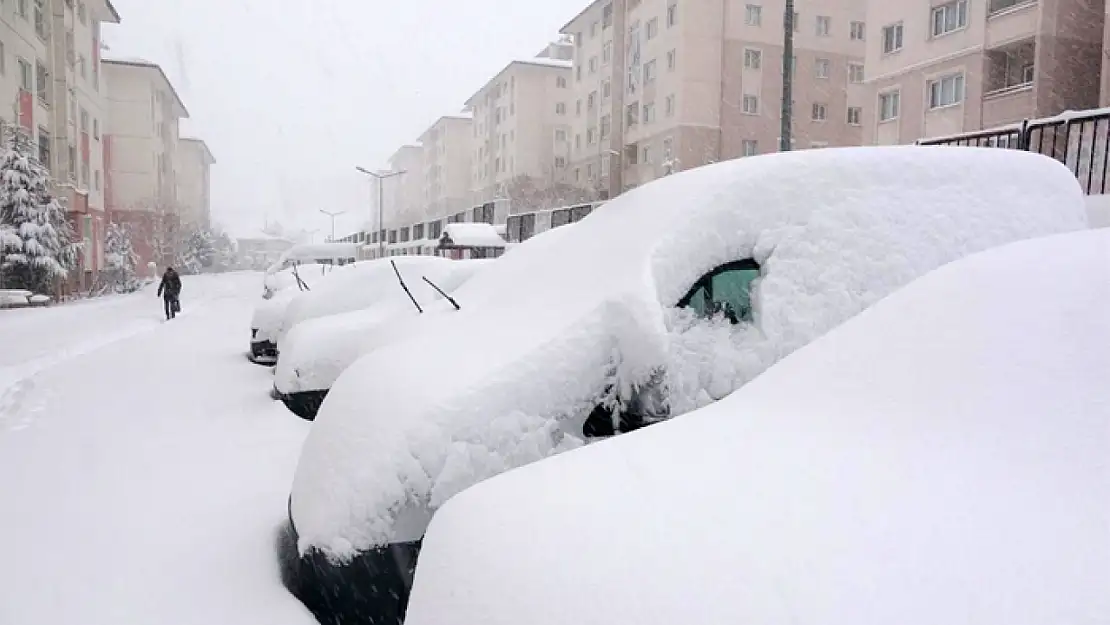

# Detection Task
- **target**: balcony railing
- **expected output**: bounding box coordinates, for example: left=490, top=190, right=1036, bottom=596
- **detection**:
left=988, top=0, right=1036, bottom=16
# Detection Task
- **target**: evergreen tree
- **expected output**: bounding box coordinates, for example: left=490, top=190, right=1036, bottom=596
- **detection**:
left=178, top=227, right=215, bottom=274
left=0, top=127, right=79, bottom=293
left=103, top=221, right=142, bottom=292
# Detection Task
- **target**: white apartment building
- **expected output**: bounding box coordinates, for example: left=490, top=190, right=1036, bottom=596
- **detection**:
left=866, top=0, right=1104, bottom=145
left=415, top=115, right=471, bottom=225
left=175, top=137, right=214, bottom=230
left=562, top=0, right=867, bottom=193
left=385, top=143, right=424, bottom=227
left=463, top=44, right=575, bottom=209
left=102, top=58, right=187, bottom=213
left=0, top=0, right=120, bottom=289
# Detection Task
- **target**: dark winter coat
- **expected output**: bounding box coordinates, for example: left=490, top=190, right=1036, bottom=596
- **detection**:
left=157, top=269, right=182, bottom=299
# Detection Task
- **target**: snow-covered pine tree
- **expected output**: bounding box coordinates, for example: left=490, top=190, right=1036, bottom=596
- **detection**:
left=0, top=126, right=79, bottom=293
left=103, top=220, right=142, bottom=292
left=178, top=227, right=215, bottom=274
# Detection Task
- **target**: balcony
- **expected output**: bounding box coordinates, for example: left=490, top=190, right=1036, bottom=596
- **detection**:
left=985, top=0, right=1038, bottom=48
left=982, top=39, right=1036, bottom=126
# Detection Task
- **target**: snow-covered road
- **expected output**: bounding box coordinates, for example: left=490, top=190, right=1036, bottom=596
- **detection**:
left=0, top=272, right=316, bottom=624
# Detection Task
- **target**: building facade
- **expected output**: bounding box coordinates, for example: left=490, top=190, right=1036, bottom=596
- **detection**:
left=0, top=0, right=120, bottom=290
left=865, top=0, right=1105, bottom=144
left=174, top=137, right=214, bottom=230
left=416, top=115, right=472, bottom=224
left=464, top=45, right=575, bottom=209
left=385, top=143, right=424, bottom=226
left=562, top=0, right=867, bottom=194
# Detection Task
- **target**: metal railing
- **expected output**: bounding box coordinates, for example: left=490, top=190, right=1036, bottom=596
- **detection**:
left=917, top=107, right=1110, bottom=195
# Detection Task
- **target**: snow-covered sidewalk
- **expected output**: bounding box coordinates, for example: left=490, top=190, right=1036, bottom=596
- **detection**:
left=0, top=272, right=315, bottom=624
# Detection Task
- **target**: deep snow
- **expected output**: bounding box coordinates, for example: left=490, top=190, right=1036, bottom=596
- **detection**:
left=406, top=228, right=1110, bottom=625
left=0, top=273, right=314, bottom=624
left=290, top=146, right=1088, bottom=559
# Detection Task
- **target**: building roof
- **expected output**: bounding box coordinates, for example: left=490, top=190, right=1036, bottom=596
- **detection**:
left=463, top=59, right=572, bottom=108
left=559, top=0, right=604, bottom=34
left=179, top=137, right=215, bottom=164
left=103, top=58, right=189, bottom=118
left=417, top=115, right=472, bottom=143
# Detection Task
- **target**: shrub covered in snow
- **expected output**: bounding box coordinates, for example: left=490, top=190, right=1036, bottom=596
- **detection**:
left=289, top=147, right=1088, bottom=565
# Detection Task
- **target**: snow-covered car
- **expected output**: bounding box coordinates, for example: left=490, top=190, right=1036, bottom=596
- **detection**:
left=273, top=258, right=490, bottom=419
left=249, top=263, right=331, bottom=365
left=277, top=147, right=1089, bottom=623
left=404, top=227, right=1110, bottom=625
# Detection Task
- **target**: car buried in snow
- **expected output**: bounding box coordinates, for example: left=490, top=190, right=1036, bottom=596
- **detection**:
left=249, top=262, right=332, bottom=365
left=403, top=227, right=1110, bottom=625
left=276, top=146, right=1090, bottom=625
left=272, top=258, right=490, bottom=419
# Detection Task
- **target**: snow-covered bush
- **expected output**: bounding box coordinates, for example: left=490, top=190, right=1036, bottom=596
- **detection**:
left=178, top=227, right=215, bottom=274
left=102, top=221, right=143, bottom=293
left=0, top=126, right=79, bottom=293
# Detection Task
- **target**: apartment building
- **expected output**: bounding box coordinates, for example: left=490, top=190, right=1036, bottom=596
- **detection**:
left=0, top=0, right=120, bottom=289
left=865, top=0, right=1104, bottom=145
left=562, top=0, right=867, bottom=193
left=415, top=115, right=471, bottom=226
left=175, top=137, right=215, bottom=230
left=463, top=48, right=573, bottom=208
left=384, top=143, right=424, bottom=226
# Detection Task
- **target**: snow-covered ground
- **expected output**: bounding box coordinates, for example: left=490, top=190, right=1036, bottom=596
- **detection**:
left=0, top=272, right=314, bottom=624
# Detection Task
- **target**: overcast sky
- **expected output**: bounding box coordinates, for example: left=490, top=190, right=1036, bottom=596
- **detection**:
left=104, top=0, right=586, bottom=238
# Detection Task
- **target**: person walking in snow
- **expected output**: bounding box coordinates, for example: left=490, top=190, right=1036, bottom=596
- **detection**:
left=157, top=266, right=182, bottom=320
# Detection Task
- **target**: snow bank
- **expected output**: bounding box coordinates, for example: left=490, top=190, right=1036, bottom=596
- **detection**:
left=406, top=228, right=1110, bottom=625
left=1086, top=194, right=1110, bottom=228
left=274, top=256, right=463, bottom=345
left=261, top=263, right=330, bottom=298
left=291, top=146, right=1088, bottom=559
left=440, top=223, right=506, bottom=248
left=274, top=260, right=491, bottom=394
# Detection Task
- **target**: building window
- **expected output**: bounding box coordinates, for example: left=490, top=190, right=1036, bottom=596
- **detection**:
left=587, top=127, right=596, bottom=145
left=95, top=169, right=101, bottom=191
left=603, top=2, right=613, bottom=28
left=932, top=0, right=968, bottom=37
left=78, top=1, right=87, bottom=24
left=665, top=94, right=675, bottom=116
left=847, top=106, right=862, bottom=125
left=882, top=23, right=904, bottom=53
left=667, top=49, right=676, bottom=71
left=600, top=114, right=611, bottom=139
left=35, top=60, right=48, bottom=104
left=626, top=101, right=639, bottom=127
left=643, top=102, right=655, bottom=123
left=745, top=4, right=762, bottom=26
left=742, top=140, right=758, bottom=157
left=603, top=41, right=612, bottom=64
left=588, top=90, right=597, bottom=109
left=17, top=0, right=27, bottom=18
left=555, top=156, right=566, bottom=168
left=78, top=54, right=87, bottom=79
left=849, top=63, right=865, bottom=83
left=812, top=103, right=828, bottom=121
left=37, top=126, right=49, bottom=167
left=590, top=20, right=599, bottom=38
left=816, top=16, right=831, bottom=36
left=927, top=73, right=965, bottom=108
left=93, top=118, right=99, bottom=139
left=556, top=76, right=567, bottom=88
left=33, top=0, right=47, bottom=39
left=644, top=59, right=657, bottom=83
left=587, top=163, right=595, bottom=179
left=80, top=108, right=88, bottom=132
left=601, top=156, right=610, bottom=177
left=602, top=78, right=611, bottom=99
left=0, top=42, right=5, bottom=76
left=815, top=58, right=830, bottom=78
left=879, top=91, right=900, bottom=121
left=641, top=145, right=652, bottom=164
left=18, top=58, right=31, bottom=91
left=667, top=0, right=678, bottom=27
left=850, top=21, right=866, bottom=40
left=589, top=56, right=598, bottom=74
left=663, top=137, right=673, bottom=160
left=556, top=102, right=566, bottom=115
left=647, top=18, right=658, bottom=39
left=744, top=49, right=762, bottom=69
left=576, top=66, right=582, bottom=81
left=576, top=99, right=582, bottom=116
left=743, top=94, right=759, bottom=114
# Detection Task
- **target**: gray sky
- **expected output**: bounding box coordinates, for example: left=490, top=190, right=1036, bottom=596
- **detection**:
left=104, top=0, right=586, bottom=238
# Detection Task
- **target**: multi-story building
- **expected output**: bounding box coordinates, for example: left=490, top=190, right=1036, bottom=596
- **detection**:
left=0, top=0, right=120, bottom=290
left=865, top=0, right=1104, bottom=144
left=463, top=43, right=575, bottom=208
left=385, top=143, right=424, bottom=226
left=174, top=137, right=215, bottom=230
left=562, top=0, right=867, bottom=193
left=102, top=57, right=188, bottom=273
left=415, top=115, right=471, bottom=224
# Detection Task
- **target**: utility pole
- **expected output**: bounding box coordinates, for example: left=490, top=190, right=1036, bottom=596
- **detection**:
left=780, top=0, right=795, bottom=152
left=355, top=166, right=405, bottom=257
left=319, top=209, right=345, bottom=242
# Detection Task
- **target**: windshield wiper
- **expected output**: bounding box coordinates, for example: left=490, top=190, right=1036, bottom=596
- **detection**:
left=421, top=276, right=460, bottom=311
left=390, top=260, right=423, bottom=313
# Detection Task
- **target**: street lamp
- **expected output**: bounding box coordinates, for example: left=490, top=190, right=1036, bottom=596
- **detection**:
left=780, top=0, right=795, bottom=152
left=320, top=209, right=345, bottom=242
left=355, top=166, right=406, bottom=257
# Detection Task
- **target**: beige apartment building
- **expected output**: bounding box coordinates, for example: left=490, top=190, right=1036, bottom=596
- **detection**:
left=415, top=115, right=472, bottom=225
left=865, top=0, right=1104, bottom=144
left=384, top=143, right=424, bottom=226
left=562, top=0, right=867, bottom=194
left=463, top=45, right=573, bottom=207
left=174, top=137, right=215, bottom=230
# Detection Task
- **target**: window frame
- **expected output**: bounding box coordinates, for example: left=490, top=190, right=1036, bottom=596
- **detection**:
left=676, top=259, right=762, bottom=324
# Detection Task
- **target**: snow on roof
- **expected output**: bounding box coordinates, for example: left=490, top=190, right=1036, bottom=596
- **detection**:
left=271, top=243, right=359, bottom=268
left=102, top=57, right=189, bottom=118
left=406, top=228, right=1110, bottom=625
left=290, top=147, right=1088, bottom=559
left=518, top=57, right=573, bottom=69
left=439, top=223, right=506, bottom=249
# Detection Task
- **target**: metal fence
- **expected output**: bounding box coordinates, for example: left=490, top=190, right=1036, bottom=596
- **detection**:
left=916, top=108, right=1110, bottom=195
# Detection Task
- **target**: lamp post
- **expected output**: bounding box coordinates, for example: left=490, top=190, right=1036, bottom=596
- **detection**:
left=319, top=209, right=345, bottom=242
left=780, top=0, right=795, bottom=152
left=355, top=166, right=406, bottom=257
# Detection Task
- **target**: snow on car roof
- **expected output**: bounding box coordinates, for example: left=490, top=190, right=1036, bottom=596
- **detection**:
left=290, top=147, right=1088, bottom=559
left=440, top=223, right=506, bottom=249
left=406, top=228, right=1110, bottom=625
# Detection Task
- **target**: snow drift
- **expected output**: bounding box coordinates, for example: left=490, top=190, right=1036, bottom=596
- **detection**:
left=290, top=146, right=1089, bottom=559
left=405, top=228, right=1110, bottom=625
